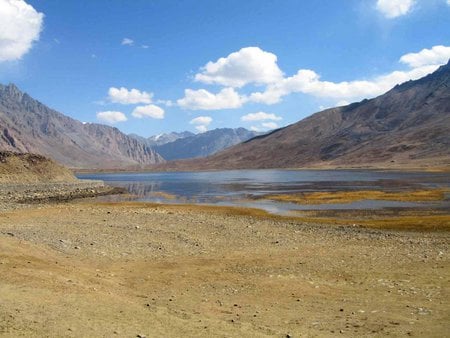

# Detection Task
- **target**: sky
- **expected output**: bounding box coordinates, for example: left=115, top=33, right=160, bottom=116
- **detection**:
left=0, top=0, right=449, bottom=137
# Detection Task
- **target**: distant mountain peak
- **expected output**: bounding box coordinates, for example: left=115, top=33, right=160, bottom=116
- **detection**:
left=0, top=83, right=24, bottom=100
left=152, top=127, right=261, bottom=161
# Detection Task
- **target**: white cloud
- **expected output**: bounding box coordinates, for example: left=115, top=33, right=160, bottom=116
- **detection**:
left=0, top=0, right=44, bottom=62
left=248, top=46, right=446, bottom=104
left=261, top=122, right=279, bottom=129
left=194, top=47, right=284, bottom=88
left=132, top=104, right=165, bottom=119
left=241, top=112, right=282, bottom=122
left=177, top=87, right=244, bottom=110
left=376, top=0, right=415, bottom=18
left=194, top=125, right=208, bottom=133
left=249, top=121, right=279, bottom=132
left=336, top=100, right=350, bottom=106
left=190, top=116, right=212, bottom=133
left=178, top=45, right=449, bottom=111
left=108, top=87, right=152, bottom=104
left=447, top=0, right=450, bottom=5
left=400, top=45, right=450, bottom=68
left=190, top=116, right=212, bottom=125
left=121, top=38, right=134, bottom=46
left=96, top=111, right=127, bottom=124
left=141, top=44, right=149, bottom=49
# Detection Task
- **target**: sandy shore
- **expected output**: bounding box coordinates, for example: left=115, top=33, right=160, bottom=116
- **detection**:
left=0, top=198, right=449, bottom=337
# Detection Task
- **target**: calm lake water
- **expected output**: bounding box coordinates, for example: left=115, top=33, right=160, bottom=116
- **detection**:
left=77, top=170, right=450, bottom=215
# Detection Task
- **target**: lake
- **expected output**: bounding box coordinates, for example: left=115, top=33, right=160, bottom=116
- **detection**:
left=77, top=169, right=450, bottom=215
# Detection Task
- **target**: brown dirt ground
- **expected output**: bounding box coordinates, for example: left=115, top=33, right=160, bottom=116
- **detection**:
left=0, top=201, right=449, bottom=337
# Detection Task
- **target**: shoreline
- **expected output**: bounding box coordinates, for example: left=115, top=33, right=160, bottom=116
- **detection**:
left=72, top=165, right=450, bottom=175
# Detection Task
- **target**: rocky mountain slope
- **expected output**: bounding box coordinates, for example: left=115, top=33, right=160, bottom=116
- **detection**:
left=157, top=60, right=450, bottom=170
left=0, top=84, right=164, bottom=169
left=129, top=131, right=195, bottom=147
left=152, top=128, right=260, bottom=160
left=147, top=131, right=195, bottom=146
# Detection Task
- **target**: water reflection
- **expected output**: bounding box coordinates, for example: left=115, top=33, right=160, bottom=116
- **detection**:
left=77, top=169, right=450, bottom=214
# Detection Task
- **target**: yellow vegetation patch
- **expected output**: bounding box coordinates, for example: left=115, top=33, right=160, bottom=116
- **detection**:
left=149, top=191, right=178, bottom=200
left=92, top=201, right=450, bottom=231
left=262, top=189, right=448, bottom=204
left=291, top=214, right=450, bottom=231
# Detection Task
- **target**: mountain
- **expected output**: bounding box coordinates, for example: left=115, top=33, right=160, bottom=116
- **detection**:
left=128, top=131, right=195, bottom=147
left=152, top=128, right=260, bottom=160
left=147, top=131, right=195, bottom=146
left=156, top=60, right=450, bottom=170
left=0, top=84, right=164, bottom=169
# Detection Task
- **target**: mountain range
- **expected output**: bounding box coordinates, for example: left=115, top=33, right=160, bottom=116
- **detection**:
left=0, top=84, right=261, bottom=168
left=0, top=84, right=163, bottom=169
left=1, top=60, right=448, bottom=171
left=129, top=129, right=260, bottom=160
left=155, top=60, right=450, bottom=171
left=148, top=128, right=260, bottom=160
left=129, top=131, right=195, bottom=147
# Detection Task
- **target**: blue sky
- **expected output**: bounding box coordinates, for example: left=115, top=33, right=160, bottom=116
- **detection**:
left=0, top=0, right=449, bottom=137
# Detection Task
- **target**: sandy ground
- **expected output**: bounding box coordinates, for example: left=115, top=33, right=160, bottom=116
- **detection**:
left=0, top=201, right=449, bottom=337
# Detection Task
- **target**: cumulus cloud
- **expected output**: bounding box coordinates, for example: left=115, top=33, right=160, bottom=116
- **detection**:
left=194, top=47, right=284, bottom=88
left=241, top=112, right=282, bottom=122
left=177, top=87, right=244, bottom=110
left=96, top=111, right=127, bottom=124
left=131, top=104, right=164, bottom=120
left=178, top=45, right=449, bottom=111
left=248, top=45, right=447, bottom=104
left=249, top=126, right=261, bottom=132
left=121, top=38, right=134, bottom=46
left=376, top=0, right=415, bottom=18
left=0, top=0, right=44, bottom=62
left=108, top=87, right=152, bottom=104
left=336, top=100, right=350, bottom=107
left=190, top=116, right=212, bottom=133
left=190, top=116, right=212, bottom=125
left=261, top=122, right=279, bottom=129
left=400, top=45, right=450, bottom=68
left=132, top=104, right=165, bottom=119
left=249, top=121, right=279, bottom=132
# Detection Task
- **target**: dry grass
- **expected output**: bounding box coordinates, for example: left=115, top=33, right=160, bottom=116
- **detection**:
left=92, top=201, right=450, bottom=231
left=289, top=214, right=450, bottom=231
left=148, top=191, right=178, bottom=200
left=262, top=189, right=448, bottom=205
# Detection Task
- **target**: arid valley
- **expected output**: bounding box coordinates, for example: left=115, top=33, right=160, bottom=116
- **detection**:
left=1, top=1, right=450, bottom=337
